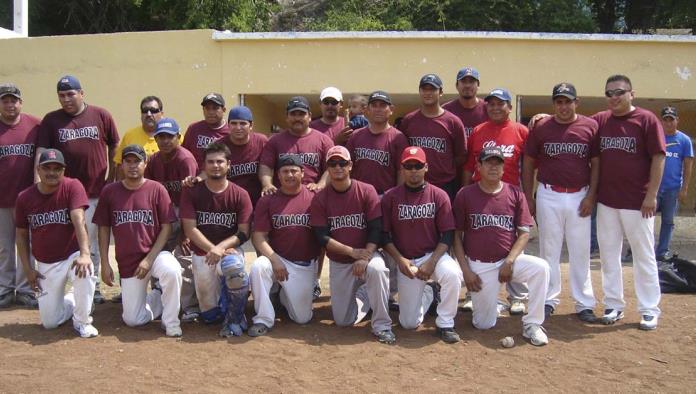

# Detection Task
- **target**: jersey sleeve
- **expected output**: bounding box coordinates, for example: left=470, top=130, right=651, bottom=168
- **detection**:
left=514, top=186, right=535, bottom=228
left=92, top=189, right=112, bottom=226
left=68, top=180, right=90, bottom=211
left=309, top=190, right=328, bottom=227
left=259, top=137, right=277, bottom=169
left=14, top=195, right=29, bottom=228
left=524, top=124, right=541, bottom=158
left=453, top=189, right=468, bottom=231
left=155, top=184, right=177, bottom=223
left=252, top=196, right=271, bottom=232
left=178, top=187, right=196, bottom=220
left=683, top=133, right=695, bottom=158
left=103, top=111, right=120, bottom=149
left=113, top=134, right=128, bottom=165
left=434, top=188, right=456, bottom=232
left=237, top=188, right=254, bottom=225
left=184, top=156, right=199, bottom=177
left=644, top=113, right=666, bottom=156
left=37, top=116, right=54, bottom=149
left=451, top=116, right=467, bottom=158
left=181, top=124, right=196, bottom=153
left=363, top=184, right=382, bottom=222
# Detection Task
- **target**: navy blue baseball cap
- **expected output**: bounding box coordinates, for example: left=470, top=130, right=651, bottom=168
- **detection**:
left=456, top=67, right=480, bottom=81
left=154, top=118, right=180, bottom=136
left=201, top=93, right=225, bottom=107
left=419, top=74, right=443, bottom=89
left=661, top=106, right=678, bottom=118
left=368, top=90, right=392, bottom=105
left=286, top=96, right=310, bottom=113
left=485, top=88, right=512, bottom=103
left=228, top=105, right=253, bottom=122
left=57, top=75, right=82, bottom=91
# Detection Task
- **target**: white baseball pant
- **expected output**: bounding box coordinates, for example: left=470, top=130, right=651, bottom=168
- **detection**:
left=469, top=254, right=549, bottom=330
left=0, top=207, right=31, bottom=296
left=191, top=254, right=222, bottom=314
left=36, top=251, right=96, bottom=329
left=597, top=203, right=661, bottom=316
left=536, top=185, right=596, bottom=312
left=329, top=253, right=392, bottom=334
left=84, top=198, right=101, bottom=285
left=120, top=251, right=183, bottom=331
left=397, top=252, right=463, bottom=329
left=250, top=255, right=316, bottom=328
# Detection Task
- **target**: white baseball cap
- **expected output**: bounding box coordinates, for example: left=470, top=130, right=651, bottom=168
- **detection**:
left=320, top=86, right=343, bottom=102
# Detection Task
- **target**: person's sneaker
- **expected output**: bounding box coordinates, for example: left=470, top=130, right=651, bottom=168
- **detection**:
left=639, top=314, right=658, bottom=331
left=111, top=292, right=123, bottom=303
left=459, top=295, right=473, bottom=312
left=93, top=289, right=105, bottom=305
left=219, top=323, right=245, bottom=337
left=313, top=283, right=321, bottom=301
left=0, top=292, right=13, bottom=308
left=388, top=299, right=400, bottom=312
left=522, top=323, right=549, bottom=346
left=248, top=323, right=270, bottom=337
left=73, top=322, right=99, bottom=338
left=544, top=305, right=554, bottom=318
left=509, top=300, right=526, bottom=315
left=496, top=301, right=509, bottom=317
left=601, top=309, right=624, bottom=325
left=577, top=309, right=598, bottom=323
left=181, top=309, right=200, bottom=323
left=427, top=282, right=441, bottom=317
left=165, top=325, right=183, bottom=337
left=436, top=327, right=460, bottom=344
left=375, top=329, right=396, bottom=344
left=15, top=293, right=38, bottom=308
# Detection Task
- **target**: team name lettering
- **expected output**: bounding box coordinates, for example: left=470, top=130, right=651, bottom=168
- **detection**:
left=58, top=126, right=99, bottom=142
left=666, top=151, right=680, bottom=158
left=600, top=137, right=637, bottom=153
left=328, top=213, right=366, bottom=230
left=163, top=180, right=182, bottom=193
left=409, top=136, right=446, bottom=153
left=482, top=141, right=515, bottom=157
left=229, top=161, right=258, bottom=177
left=27, top=209, right=71, bottom=228
left=398, top=203, right=436, bottom=220
left=113, top=210, right=154, bottom=226
left=0, top=144, right=34, bottom=158
left=196, top=135, right=216, bottom=149
left=469, top=214, right=514, bottom=231
left=543, top=142, right=589, bottom=158
left=272, top=213, right=310, bottom=228
left=354, top=148, right=389, bottom=166
left=279, top=153, right=319, bottom=168
left=197, top=211, right=236, bottom=227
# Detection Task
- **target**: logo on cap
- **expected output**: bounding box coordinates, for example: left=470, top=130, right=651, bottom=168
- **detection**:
left=556, top=84, right=570, bottom=93
left=410, top=148, right=418, bottom=155
left=48, top=151, right=57, bottom=159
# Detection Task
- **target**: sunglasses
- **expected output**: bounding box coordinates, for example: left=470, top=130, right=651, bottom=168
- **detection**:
left=604, top=89, right=629, bottom=98
left=402, top=162, right=425, bottom=170
left=141, top=107, right=162, bottom=114
left=322, top=99, right=340, bottom=106
left=327, top=160, right=350, bottom=168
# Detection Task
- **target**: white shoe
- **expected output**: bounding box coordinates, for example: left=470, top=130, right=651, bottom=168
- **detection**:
left=74, top=322, right=99, bottom=338
left=165, top=325, right=182, bottom=337
left=639, top=315, right=658, bottom=331
left=496, top=302, right=508, bottom=317
left=459, top=295, right=473, bottom=312
left=522, top=323, right=548, bottom=346
left=510, top=300, right=526, bottom=315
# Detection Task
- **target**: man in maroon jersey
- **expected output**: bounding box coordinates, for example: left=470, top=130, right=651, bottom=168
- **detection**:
left=15, top=149, right=98, bottom=337
left=38, top=75, right=120, bottom=305
left=182, top=93, right=230, bottom=170
left=442, top=67, right=488, bottom=138
left=310, top=86, right=351, bottom=145
left=382, top=146, right=463, bottom=343
left=94, top=145, right=183, bottom=337
left=180, top=143, right=253, bottom=337
left=399, top=74, right=467, bottom=201
left=248, top=156, right=321, bottom=337
left=453, top=146, right=550, bottom=346
left=310, top=146, right=394, bottom=344
left=0, top=83, right=41, bottom=308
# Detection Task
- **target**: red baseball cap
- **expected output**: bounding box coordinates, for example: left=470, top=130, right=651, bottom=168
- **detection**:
left=326, top=145, right=351, bottom=162
left=400, top=146, right=426, bottom=164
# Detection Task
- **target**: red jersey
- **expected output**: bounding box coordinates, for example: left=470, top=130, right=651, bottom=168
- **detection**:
left=442, top=99, right=488, bottom=138
left=466, top=119, right=528, bottom=185
left=259, top=129, right=334, bottom=186
left=0, top=114, right=40, bottom=207
left=144, top=146, right=198, bottom=206
left=345, top=126, right=409, bottom=194
left=182, top=120, right=230, bottom=170
left=310, top=117, right=345, bottom=141
left=216, top=132, right=268, bottom=206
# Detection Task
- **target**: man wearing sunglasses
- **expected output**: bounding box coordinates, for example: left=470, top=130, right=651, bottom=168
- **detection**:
left=310, top=146, right=394, bottom=344
left=382, top=146, right=463, bottom=343
left=182, top=93, right=230, bottom=171
left=310, top=86, right=351, bottom=145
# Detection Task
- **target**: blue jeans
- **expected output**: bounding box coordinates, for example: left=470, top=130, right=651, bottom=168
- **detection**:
left=656, top=188, right=680, bottom=258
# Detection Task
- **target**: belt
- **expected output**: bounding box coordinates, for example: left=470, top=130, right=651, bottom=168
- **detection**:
left=544, top=183, right=584, bottom=193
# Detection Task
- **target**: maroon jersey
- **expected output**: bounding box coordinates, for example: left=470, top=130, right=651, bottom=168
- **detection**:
left=442, top=99, right=488, bottom=138
left=399, top=109, right=467, bottom=187
left=259, top=129, right=334, bottom=186
left=310, top=180, right=381, bottom=264
left=0, top=114, right=40, bottom=207
left=310, top=117, right=345, bottom=141
left=216, top=132, right=268, bottom=206
left=592, top=108, right=666, bottom=210
left=93, top=180, right=176, bottom=279
left=454, top=183, right=534, bottom=263
left=382, top=183, right=455, bottom=259
left=38, top=105, right=120, bottom=198
left=15, top=177, right=88, bottom=264
left=179, top=181, right=253, bottom=256
left=144, top=146, right=198, bottom=206
left=254, top=187, right=319, bottom=263
left=182, top=120, right=230, bottom=170
left=345, top=126, right=409, bottom=194
left=525, top=115, right=598, bottom=189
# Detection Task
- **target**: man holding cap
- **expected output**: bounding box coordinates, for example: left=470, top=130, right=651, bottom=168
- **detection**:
left=655, top=106, right=693, bottom=261
left=382, top=146, right=463, bottom=343
left=310, top=146, right=394, bottom=344
left=38, top=75, right=120, bottom=305
left=443, top=67, right=488, bottom=138
left=182, top=93, right=230, bottom=170
left=400, top=74, right=467, bottom=200
left=522, top=83, right=599, bottom=322
left=453, top=146, right=550, bottom=346
left=0, top=83, right=41, bottom=308
left=248, top=155, right=321, bottom=337
left=310, top=86, right=351, bottom=145
left=15, top=149, right=98, bottom=337
left=94, top=144, right=183, bottom=337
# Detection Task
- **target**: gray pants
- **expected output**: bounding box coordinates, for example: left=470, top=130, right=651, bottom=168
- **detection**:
left=0, top=207, right=31, bottom=296
left=329, top=253, right=392, bottom=334
left=165, top=214, right=197, bottom=313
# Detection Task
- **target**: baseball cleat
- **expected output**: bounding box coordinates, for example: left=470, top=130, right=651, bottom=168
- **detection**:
left=165, top=325, right=183, bottom=337
left=509, top=300, right=526, bottom=315
left=577, top=309, right=598, bottom=323
left=14, top=293, right=38, bottom=308
left=181, top=310, right=200, bottom=323
left=523, top=323, right=548, bottom=346
left=639, top=315, right=658, bottom=331
left=312, top=283, right=322, bottom=301
left=375, top=329, right=396, bottom=344
left=601, top=309, right=624, bottom=325
left=436, top=327, right=461, bottom=344
left=544, top=305, right=555, bottom=318
left=92, top=289, right=105, bottom=305
left=427, top=282, right=441, bottom=317
left=74, top=322, right=99, bottom=338
left=248, top=323, right=270, bottom=337
left=0, top=292, right=13, bottom=308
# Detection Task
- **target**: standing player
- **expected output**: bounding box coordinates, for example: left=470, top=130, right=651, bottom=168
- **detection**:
left=522, top=83, right=599, bottom=322
left=0, top=83, right=40, bottom=308
left=94, top=145, right=183, bottom=337
left=182, top=93, right=230, bottom=170
left=310, top=146, right=394, bottom=344
left=382, top=147, right=463, bottom=343
left=453, top=147, right=550, bottom=346
left=594, top=75, right=665, bottom=330
left=399, top=74, right=467, bottom=200
left=310, top=87, right=352, bottom=145
left=248, top=156, right=321, bottom=336
left=442, top=67, right=488, bottom=138
left=15, top=149, right=98, bottom=337
left=38, top=75, right=120, bottom=305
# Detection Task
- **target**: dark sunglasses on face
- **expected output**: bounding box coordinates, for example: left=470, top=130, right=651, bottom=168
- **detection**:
left=402, top=162, right=425, bottom=170
left=327, top=160, right=350, bottom=168
left=141, top=107, right=162, bottom=114
left=604, top=89, right=629, bottom=98
left=322, top=99, right=340, bottom=106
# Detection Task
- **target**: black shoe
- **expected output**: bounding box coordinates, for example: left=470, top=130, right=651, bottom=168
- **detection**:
left=312, top=284, right=321, bottom=301
left=427, top=282, right=441, bottom=317
left=601, top=309, right=624, bottom=325
left=93, top=290, right=105, bottom=305
left=577, top=309, right=598, bottom=323
left=388, top=299, right=400, bottom=312
left=111, top=292, right=122, bottom=303
left=436, top=327, right=460, bottom=344
left=544, top=305, right=554, bottom=318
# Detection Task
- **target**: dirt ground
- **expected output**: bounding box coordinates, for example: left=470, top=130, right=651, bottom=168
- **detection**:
left=1, top=217, right=695, bottom=393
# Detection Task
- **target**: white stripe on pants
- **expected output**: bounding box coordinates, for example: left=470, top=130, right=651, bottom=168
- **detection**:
left=469, top=254, right=549, bottom=330
left=84, top=198, right=101, bottom=285
left=1, top=207, right=31, bottom=295
left=120, top=251, right=183, bottom=330
left=250, top=255, right=316, bottom=327
left=191, top=254, right=222, bottom=313
left=36, top=251, right=96, bottom=328
left=597, top=203, right=661, bottom=316
left=537, top=185, right=596, bottom=312
left=397, top=252, right=462, bottom=329
left=329, top=253, right=392, bottom=333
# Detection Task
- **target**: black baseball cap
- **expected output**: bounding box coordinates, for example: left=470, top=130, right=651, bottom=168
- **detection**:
left=286, top=96, right=310, bottom=113
left=368, top=90, right=392, bottom=105
left=277, top=154, right=304, bottom=169
left=0, top=83, right=21, bottom=99
left=201, top=93, right=225, bottom=107
left=122, top=144, right=146, bottom=161
left=661, top=106, right=678, bottom=118
left=552, top=83, right=577, bottom=100
left=38, top=149, right=66, bottom=166
left=479, top=146, right=505, bottom=162
left=419, top=74, right=443, bottom=89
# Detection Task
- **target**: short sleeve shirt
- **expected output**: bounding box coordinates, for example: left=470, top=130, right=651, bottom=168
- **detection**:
left=0, top=114, right=40, bottom=207
left=442, top=99, right=488, bottom=138
left=216, top=132, right=268, bottom=206
left=260, top=130, right=334, bottom=186
left=465, top=119, right=528, bottom=186
left=345, top=126, right=409, bottom=194
left=113, top=126, right=182, bottom=165
left=181, top=120, right=231, bottom=170
left=144, top=146, right=198, bottom=206
left=660, top=131, right=694, bottom=191
left=310, top=117, right=346, bottom=141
